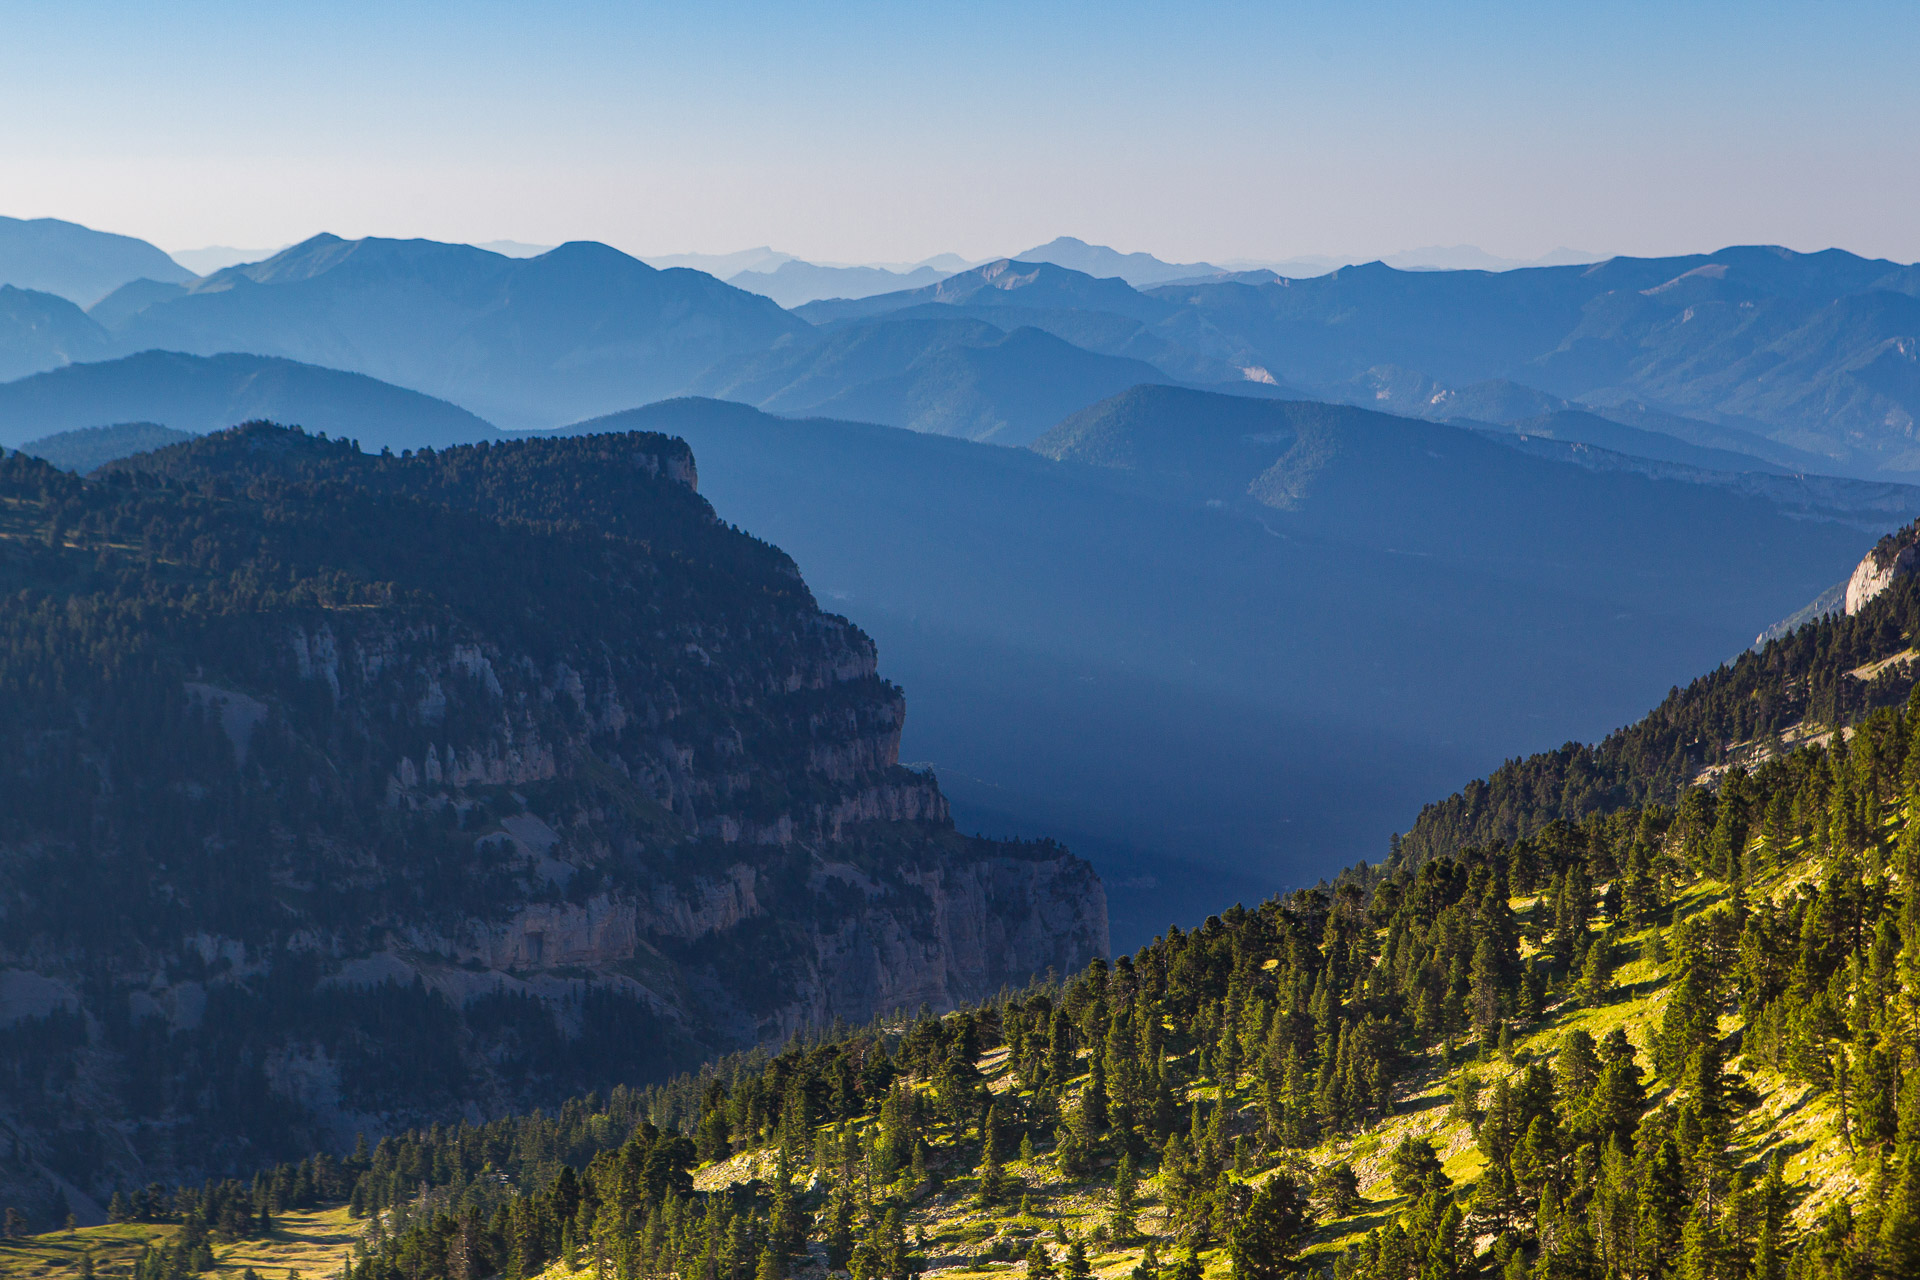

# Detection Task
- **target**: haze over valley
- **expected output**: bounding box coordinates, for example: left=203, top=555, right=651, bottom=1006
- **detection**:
left=9, top=215, right=1920, bottom=938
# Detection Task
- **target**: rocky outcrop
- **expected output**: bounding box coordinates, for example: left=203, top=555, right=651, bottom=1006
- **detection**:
left=1845, top=533, right=1920, bottom=614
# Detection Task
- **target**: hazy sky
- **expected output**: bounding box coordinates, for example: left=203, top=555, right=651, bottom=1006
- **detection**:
left=3, top=0, right=1917, bottom=265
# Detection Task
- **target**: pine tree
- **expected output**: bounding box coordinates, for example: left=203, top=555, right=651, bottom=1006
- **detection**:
left=1229, top=1173, right=1311, bottom=1280
left=1110, top=1153, right=1139, bottom=1242
left=1388, top=1136, right=1445, bottom=1199
left=1580, top=936, right=1613, bottom=1007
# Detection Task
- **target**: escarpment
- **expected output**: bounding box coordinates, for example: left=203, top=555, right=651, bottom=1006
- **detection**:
left=1844, top=521, right=1920, bottom=614
left=0, top=426, right=1105, bottom=1209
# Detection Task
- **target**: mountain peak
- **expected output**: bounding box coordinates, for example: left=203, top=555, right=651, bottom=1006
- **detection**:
left=1009, top=236, right=1222, bottom=286
left=0, top=214, right=196, bottom=307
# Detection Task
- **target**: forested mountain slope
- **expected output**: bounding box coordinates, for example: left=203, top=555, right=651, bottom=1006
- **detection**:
left=28, top=618, right=1920, bottom=1280
left=1399, top=522, right=1920, bottom=866
left=0, top=426, right=1103, bottom=1212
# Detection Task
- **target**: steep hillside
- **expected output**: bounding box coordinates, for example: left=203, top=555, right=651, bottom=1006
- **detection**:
left=1474, top=409, right=1791, bottom=475
left=25, top=656, right=1918, bottom=1280
left=90, top=236, right=808, bottom=428
left=0, top=217, right=195, bottom=308
left=0, top=351, right=502, bottom=453
left=0, top=426, right=1104, bottom=1211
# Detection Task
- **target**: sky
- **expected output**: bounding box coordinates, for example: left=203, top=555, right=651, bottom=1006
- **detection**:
left=2, top=0, right=1917, bottom=266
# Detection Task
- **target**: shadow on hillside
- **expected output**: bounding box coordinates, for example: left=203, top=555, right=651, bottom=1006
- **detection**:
left=1769, top=1087, right=1820, bottom=1126
left=1312, top=1207, right=1397, bottom=1243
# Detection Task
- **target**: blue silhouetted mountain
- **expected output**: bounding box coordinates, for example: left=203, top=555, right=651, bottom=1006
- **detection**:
left=799, top=258, right=1178, bottom=325
left=11, top=226, right=1920, bottom=472
left=1145, top=245, right=1920, bottom=474
left=1036, top=386, right=1920, bottom=542
left=0, top=286, right=111, bottom=382
left=88, top=276, right=193, bottom=329
left=729, top=259, right=946, bottom=307
left=94, top=234, right=808, bottom=428
left=0, top=350, right=500, bottom=453
left=17, top=421, right=192, bottom=472
left=1010, top=236, right=1223, bottom=286
left=796, top=259, right=1273, bottom=385
left=0, top=216, right=196, bottom=307
left=691, top=316, right=1181, bottom=444
left=545, top=389, right=1898, bottom=944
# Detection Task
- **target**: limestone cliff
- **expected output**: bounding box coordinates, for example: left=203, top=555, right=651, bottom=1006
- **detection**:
left=1844, top=524, right=1920, bottom=614
left=0, top=427, right=1106, bottom=1213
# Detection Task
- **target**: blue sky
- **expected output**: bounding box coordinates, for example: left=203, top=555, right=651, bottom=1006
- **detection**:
left=2, top=1, right=1916, bottom=264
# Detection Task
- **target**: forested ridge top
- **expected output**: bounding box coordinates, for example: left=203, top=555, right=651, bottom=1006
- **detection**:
left=1397, top=527, right=1920, bottom=867
left=0, top=423, right=1105, bottom=1209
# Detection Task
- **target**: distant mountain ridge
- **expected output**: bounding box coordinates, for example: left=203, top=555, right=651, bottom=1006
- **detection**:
left=1144, top=245, right=1920, bottom=473
left=0, top=216, right=195, bottom=307
left=728, top=260, right=947, bottom=308
left=795, top=259, right=1278, bottom=387
left=86, top=234, right=809, bottom=428
left=0, top=350, right=500, bottom=453
left=691, top=317, right=1180, bottom=444
left=2, top=220, right=1918, bottom=475
left=1008, top=236, right=1222, bottom=286
left=0, top=285, right=111, bottom=381
left=17, top=421, right=192, bottom=472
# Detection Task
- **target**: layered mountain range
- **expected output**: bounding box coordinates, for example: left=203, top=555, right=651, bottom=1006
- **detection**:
left=0, top=425, right=1103, bottom=1207
left=1, top=224, right=1915, bottom=473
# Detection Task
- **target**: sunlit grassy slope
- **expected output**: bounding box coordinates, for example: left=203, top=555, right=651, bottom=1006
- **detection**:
left=0, top=1209, right=358, bottom=1280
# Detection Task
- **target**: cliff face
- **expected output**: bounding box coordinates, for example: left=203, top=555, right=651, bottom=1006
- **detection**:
left=0, top=427, right=1106, bottom=1214
left=1844, top=527, right=1920, bottom=614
